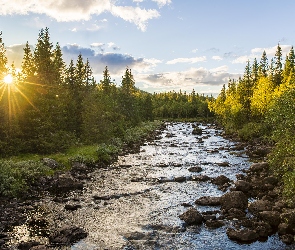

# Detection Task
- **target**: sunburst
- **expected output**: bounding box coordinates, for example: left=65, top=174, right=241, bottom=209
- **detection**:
left=0, top=73, right=39, bottom=121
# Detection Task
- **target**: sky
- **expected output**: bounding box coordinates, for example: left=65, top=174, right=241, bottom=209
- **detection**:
left=1, top=0, right=295, bottom=96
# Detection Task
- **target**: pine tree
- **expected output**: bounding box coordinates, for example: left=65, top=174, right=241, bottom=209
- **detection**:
left=258, top=50, right=268, bottom=78
left=100, top=66, right=112, bottom=94
left=75, top=53, right=85, bottom=87
left=252, top=58, right=259, bottom=86
left=34, top=27, right=55, bottom=86
left=84, top=58, right=95, bottom=87
left=283, top=47, right=295, bottom=84
left=273, top=44, right=283, bottom=86
left=21, top=42, right=35, bottom=81
left=52, top=42, right=65, bottom=85
left=121, top=67, right=135, bottom=95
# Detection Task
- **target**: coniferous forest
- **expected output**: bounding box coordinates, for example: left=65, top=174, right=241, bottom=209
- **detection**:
left=209, top=44, right=295, bottom=203
left=1, top=28, right=294, bottom=204
left=0, top=28, right=212, bottom=157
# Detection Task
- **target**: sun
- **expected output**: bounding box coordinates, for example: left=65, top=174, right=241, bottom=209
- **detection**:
left=3, top=74, right=13, bottom=84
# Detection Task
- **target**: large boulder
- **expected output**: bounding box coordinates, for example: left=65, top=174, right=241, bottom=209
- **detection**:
left=226, top=228, right=259, bottom=242
left=248, top=162, right=269, bottom=173
left=281, top=210, right=295, bottom=227
left=179, top=208, right=203, bottom=225
left=220, top=191, right=248, bottom=211
left=195, top=196, right=221, bottom=206
left=211, top=175, right=231, bottom=186
left=50, top=172, right=83, bottom=194
left=234, top=180, right=252, bottom=193
left=248, top=200, right=272, bottom=215
left=259, top=211, right=281, bottom=228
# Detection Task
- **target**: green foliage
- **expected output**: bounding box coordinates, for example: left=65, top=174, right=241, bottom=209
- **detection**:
left=0, top=160, right=52, bottom=197
left=211, top=47, right=295, bottom=204
left=266, top=88, right=295, bottom=141
left=96, top=143, right=120, bottom=164
left=153, top=90, right=213, bottom=119
left=237, top=122, right=271, bottom=141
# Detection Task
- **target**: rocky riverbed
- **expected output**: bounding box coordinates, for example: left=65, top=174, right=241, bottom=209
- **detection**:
left=1, top=122, right=294, bottom=249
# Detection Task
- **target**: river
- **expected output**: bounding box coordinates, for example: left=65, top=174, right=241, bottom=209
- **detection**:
left=7, top=122, right=294, bottom=249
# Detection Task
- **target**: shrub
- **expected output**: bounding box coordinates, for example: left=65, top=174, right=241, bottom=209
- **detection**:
left=0, top=160, right=52, bottom=196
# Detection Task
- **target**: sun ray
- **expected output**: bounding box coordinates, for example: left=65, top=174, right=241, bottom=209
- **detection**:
left=8, top=84, right=12, bottom=121
left=0, top=84, right=7, bottom=102
left=14, top=85, right=39, bottom=111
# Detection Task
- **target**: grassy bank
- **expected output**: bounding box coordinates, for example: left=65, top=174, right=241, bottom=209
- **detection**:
left=0, top=120, right=163, bottom=197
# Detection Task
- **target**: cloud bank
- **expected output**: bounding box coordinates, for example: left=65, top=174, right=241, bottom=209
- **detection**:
left=0, top=0, right=170, bottom=31
left=137, top=66, right=241, bottom=92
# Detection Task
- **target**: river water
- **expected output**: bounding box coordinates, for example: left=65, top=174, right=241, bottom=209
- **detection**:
left=7, top=122, right=294, bottom=249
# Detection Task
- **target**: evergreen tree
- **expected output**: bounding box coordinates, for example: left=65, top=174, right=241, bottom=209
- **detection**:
left=252, top=58, right=259, bottom=86
left=283, top=47, right=295, bottom=84
left=21, top=42, right=35, bottom=81
left=34, top=27, right=55, bottom=86
left=85, top=58, right=95, bottom=87
left=273, top=44, right=283, bottom=86
left=52, top=42, right=65, bottom=85
left=259, top=50, right=268, bottom=78
left=121, top=67, right=135, bottom=95
left=100, top=66, right=112, bottom=94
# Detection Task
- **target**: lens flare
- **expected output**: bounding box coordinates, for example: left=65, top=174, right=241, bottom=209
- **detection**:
left=3, top=74, right=13, bottom=84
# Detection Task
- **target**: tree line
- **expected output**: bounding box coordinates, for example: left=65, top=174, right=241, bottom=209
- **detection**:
left=209, top=44, right=295, bottom=203
left=0, top=28, right=212, bottom=157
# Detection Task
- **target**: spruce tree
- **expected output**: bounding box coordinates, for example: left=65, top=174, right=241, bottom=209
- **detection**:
left=100, top=66, right=112, bottom=94
left=259, top=50, right=268, bottom=78
left=21, top=42, right=35, bottom=81
left=273, top=44, right=283, bottom=86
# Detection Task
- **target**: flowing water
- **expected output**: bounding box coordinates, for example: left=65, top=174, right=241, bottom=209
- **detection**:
left=7, top=122, right=294, bottom=249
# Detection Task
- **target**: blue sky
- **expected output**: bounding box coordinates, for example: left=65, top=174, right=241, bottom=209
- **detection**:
left=1, top=0, right=295, bottom=95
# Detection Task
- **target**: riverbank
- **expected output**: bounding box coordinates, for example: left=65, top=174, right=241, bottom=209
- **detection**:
left=1, top=122, right=294, bottom=249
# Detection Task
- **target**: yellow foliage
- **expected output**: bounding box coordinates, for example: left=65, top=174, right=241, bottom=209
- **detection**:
left=251, top=77, right=275, bottom=116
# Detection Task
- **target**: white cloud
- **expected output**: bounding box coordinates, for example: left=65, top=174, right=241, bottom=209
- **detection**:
left=233, top=44, right=293, bottom=64
left=0, top=0, right=161, bottom=31
left=191, top=48, right=198, bottom=53
left=110, top=6, right=160, bottom=31
left=137, top=66, right=241, bottom=93
left=212, top=56, right=222, bottom=61
left=91, top=43, right=105, bottom=48
left=5, top=44, right=31, bottom=68
left=86, top=24, right=102, bottom=31
left=166, top=56, right=206, bottom=65
left=152, top=0, right=172, bottom=7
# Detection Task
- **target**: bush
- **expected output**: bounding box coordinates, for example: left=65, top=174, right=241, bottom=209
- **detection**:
left=96, top=143, right=119, bottom=164
left=237, top=122, right=271, bottom=141
left=0, top=160, right=52, bottom=196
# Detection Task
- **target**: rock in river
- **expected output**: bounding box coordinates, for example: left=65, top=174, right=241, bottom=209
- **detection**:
left=179, top=208, right=203, bottom=226
left=195, top=196, right=221, bottom=206
left=220, top=191, right=248, bottom=211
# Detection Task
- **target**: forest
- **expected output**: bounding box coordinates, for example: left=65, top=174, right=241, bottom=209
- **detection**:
left=209, top=44, right=295, bottom=203
left=0, top=28, right=212, bottom=158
